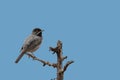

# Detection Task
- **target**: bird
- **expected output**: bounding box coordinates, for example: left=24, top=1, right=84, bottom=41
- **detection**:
left=15, top=28, right=43, bottom=63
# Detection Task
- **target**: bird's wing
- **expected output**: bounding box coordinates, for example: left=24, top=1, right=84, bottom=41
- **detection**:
left=21, top=35, right=42, bottom=51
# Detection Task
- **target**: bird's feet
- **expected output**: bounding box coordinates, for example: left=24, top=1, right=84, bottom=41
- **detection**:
left=26, top=52, right=35, bottom=59
left=30, top=53, right=36, bottom=60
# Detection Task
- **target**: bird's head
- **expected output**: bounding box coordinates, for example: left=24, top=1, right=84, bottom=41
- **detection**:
left=32, top=28, right=44, bottom=37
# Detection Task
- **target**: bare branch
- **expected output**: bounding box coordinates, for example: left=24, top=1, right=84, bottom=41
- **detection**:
left=26, top=53, right=57, bottom=68
left=63, top=61, right=74, bottom=73
left=49, top=40, right=62, bottom=54
left=62, top=56, right=67, bottom=61
left=49, top=40, right=74, bottom=80
left=57, top=40, right=62, bottom=49
left=24, top=40, right=74, bottom=80
left=49, top=47, right=58, bottom=54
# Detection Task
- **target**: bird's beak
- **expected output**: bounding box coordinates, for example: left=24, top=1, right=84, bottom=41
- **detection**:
left=41, top=29, right=44, bottom=32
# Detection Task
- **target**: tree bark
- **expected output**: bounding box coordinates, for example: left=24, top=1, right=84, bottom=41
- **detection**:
left=49, top=40, right=74, bottom=80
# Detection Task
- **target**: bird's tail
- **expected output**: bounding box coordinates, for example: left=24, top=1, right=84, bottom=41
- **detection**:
left=15, top=52, right=24, bottom=63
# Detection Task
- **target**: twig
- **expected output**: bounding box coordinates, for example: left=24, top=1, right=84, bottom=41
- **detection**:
left=26, top=53, right=57, bottom=68
left=63, top=61, right=74, bottom=73
left=62, top=56, right=67, bottom=61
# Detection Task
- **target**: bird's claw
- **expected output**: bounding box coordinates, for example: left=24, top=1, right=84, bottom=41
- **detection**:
left=28, top=55, right=31, bottom=58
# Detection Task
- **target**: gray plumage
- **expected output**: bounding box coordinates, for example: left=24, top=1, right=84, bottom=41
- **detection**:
left=15, top=28, right=43, bottom=63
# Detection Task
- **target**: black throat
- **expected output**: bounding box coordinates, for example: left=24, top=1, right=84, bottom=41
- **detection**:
left=37, top=32, right=42, bottom=37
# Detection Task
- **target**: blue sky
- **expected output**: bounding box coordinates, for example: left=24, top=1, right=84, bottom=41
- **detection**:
left=0, top=0, right=120, bottom=80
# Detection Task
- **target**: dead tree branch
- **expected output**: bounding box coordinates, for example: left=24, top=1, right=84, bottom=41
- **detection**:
left=63, top=61, right=74, bottom=73
left=26, top=53, right=57, bottom=68
left=49, top=40, right=74, bottom=80
left=24, top=40, right=74, bottom=80
left=62, top=56, right=67, bottom=61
